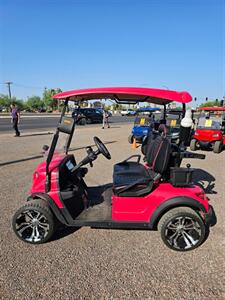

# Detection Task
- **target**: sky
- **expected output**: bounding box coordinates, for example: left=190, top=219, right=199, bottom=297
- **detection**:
left=0, top=0, right=224, bottom=106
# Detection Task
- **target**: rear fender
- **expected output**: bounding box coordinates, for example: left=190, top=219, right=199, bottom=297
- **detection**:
left=149, top=196, right=207, bottom=229
left=28, top=192, right=68, bottom=225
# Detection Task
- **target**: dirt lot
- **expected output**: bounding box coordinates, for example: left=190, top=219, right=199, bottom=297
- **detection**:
left=0, top=124, right=225, bottom=300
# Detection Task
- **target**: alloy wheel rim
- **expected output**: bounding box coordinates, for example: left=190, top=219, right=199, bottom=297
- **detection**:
left=15, top=209, right=50, bottom=242
left=164, top=216, right=202, bottom=250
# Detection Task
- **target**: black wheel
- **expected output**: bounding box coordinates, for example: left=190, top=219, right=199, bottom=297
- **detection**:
left=190, top=139, right=197, bottom=151
left=86, top=118, right=92, bottom=124
left=158, top=207, right=206, bottom=251
left=79, top=118, right=86, bottom=125
left=213, top=141, right=222, bottom=153
left=128, top=135, right=134, bottom=144
left=12, top=199, right=56, bottom=244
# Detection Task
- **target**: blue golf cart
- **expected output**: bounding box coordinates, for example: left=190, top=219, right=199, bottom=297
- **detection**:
left=128, top=107, right=161, bottom=144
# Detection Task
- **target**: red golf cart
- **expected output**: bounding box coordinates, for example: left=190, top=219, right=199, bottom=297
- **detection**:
left=190, top=107, right=225, bottom=153
left=12, top=87, right=213, bottom=251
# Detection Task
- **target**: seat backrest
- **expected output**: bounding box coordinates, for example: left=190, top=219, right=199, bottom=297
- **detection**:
left=145, top=135, right=171, bottom=174
left=141, top=131, right=158, bottom=156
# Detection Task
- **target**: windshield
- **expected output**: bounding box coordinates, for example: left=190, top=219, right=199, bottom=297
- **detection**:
left=166, top=114, right=181, bottom=128
left=134, top=112, right=160, bottom=126
left=197, top=117, right=222, bottom=130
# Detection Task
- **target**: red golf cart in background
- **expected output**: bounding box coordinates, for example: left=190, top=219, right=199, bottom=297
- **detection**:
left=190, top=107, right=225, bottom=153
left=12, top=87, right=213, bottom=251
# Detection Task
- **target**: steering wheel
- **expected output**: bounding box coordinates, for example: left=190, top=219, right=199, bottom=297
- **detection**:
left=93, top=136, right=111, bottom=160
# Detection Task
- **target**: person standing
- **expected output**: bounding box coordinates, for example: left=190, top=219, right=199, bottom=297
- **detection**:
left=102, top=110, right=110, bottom=129
left=10, top=104, right=20, bottom=136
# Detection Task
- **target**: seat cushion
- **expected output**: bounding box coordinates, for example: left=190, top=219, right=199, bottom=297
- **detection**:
left=114, top=162, right=150, bottom=185
left=113, top=162, right=155, bottom=196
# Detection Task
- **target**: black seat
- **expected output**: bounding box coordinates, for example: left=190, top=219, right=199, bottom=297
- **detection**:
left=113, top=135, right=171, bottom=196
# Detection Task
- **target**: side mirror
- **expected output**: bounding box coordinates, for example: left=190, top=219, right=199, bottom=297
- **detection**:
left=42, top=145, right=49, bottom=152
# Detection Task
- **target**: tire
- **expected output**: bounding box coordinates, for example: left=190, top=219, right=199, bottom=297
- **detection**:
left=213, top=141, right=222, bottom=153
left=86, top=118, right=92, bottom=124
left=128, top=135, right=134, bottom=144
left=79, top=118, right=86, bottom=125
left=158, top=207, right=206, bottom=251
left=190, top=139, right=197, bottom=151
left=12, top=199, right=56, bottom=244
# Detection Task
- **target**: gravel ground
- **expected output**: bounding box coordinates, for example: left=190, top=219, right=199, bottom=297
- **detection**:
left=0, top=124, right=225, bottom=300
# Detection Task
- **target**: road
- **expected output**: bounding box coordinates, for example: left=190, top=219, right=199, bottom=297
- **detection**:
left=0, top=115, right=135, bottom=133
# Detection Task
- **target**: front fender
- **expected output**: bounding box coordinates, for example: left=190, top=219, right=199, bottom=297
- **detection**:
left=28, top=192, right=68, bottom=225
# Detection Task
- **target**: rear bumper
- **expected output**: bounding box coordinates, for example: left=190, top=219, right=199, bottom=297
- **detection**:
left=204, top=205, right=214, bottom=224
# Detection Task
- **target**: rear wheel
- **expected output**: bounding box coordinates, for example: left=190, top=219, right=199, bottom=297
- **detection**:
left=213, top=141, right=222, bottom=153
left=158, top=207, right=206, bottom=251
left=190, top=139, right=197, bottom=151
left=128, top=135, right=134, bottom=144
left=12, top=199, right=56, bottom=244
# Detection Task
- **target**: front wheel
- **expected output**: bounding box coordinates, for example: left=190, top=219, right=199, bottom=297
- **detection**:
left=79, top=118, right=86, bottom=125
left=158, top=207, right=206, bottom=251
left=86, top=118, right=92, bottom=124
left=128, top=135, right=134, bottom=144
left=190, top=139, right=197, bottom=151
left=12, top=199, right=56, bottom=244
left=213, top=141, right=222, bottom=153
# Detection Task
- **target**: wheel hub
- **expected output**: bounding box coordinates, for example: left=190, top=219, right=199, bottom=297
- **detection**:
left=31, top=218, right=38, bottom=226
left=14, top=209, right=50, bottom=243
left=165, top=215, right=202, bottom=250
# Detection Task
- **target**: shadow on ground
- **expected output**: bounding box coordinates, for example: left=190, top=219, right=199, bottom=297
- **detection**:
left=0, top=141, right=117, bottom=167
left=193, top=168, right=217, bottom=194
left=19, top=132, right=53, bottom=138
left=52, top=226, right=81, bottom=242
left=0, top=155, right=43, bottom=167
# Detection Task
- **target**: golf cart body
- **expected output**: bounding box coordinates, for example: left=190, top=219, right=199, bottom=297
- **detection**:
left=191, top=107, right=225, bottom=153
left=128, top=107, right=161, bottom=144
left=13, top=87, right=213, bottom=251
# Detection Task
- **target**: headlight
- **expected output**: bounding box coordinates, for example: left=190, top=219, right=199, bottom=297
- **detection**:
left=195, top=132, right=199, bottom=136
left=212, top=133, right=219, bottom=137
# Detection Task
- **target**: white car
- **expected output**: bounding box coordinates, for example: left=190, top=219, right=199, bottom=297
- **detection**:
left=120, top=109, right=136, bottom=116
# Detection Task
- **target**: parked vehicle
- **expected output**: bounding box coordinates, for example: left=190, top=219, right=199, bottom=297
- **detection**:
left=121, top=109, right=136, bottom=116
left=38, top=108, right=47, bottom=113
left=72, top=108, right=103, bottom=125
left=96, top=108, right=112, bottom=117
left=128, top=107, right=161, bottom=144
left=190, top=107, right=225, bottom=153
left=12, top=87, right=213, bottom=251
left=22, top=108, right=35, bottom=113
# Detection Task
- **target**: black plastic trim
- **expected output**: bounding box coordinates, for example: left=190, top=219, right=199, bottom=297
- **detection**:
left=149, top=196, right=207, bottom=229
left=65, top=219, right=150, bottom=229
left=28, top=192, right=69, bottom=225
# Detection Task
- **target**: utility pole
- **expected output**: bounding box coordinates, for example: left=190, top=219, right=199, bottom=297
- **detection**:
left=5, top=81, right=13, bottom=99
